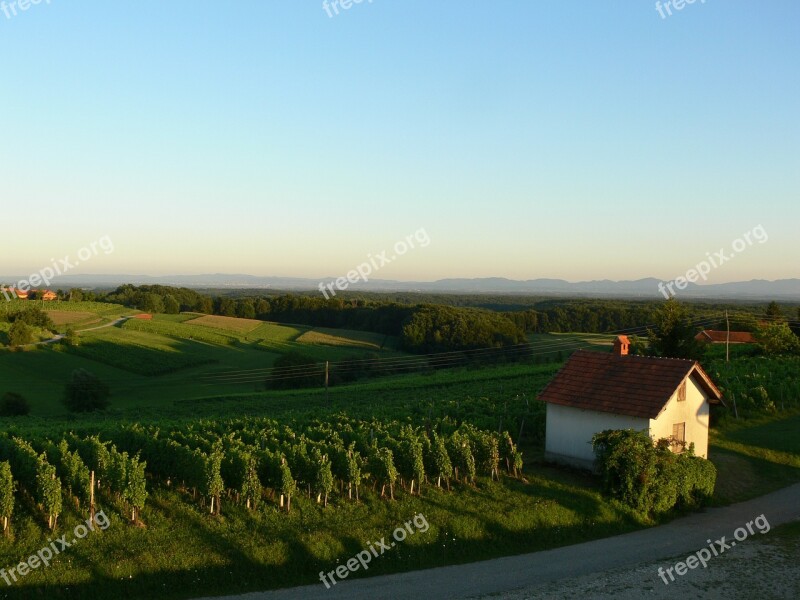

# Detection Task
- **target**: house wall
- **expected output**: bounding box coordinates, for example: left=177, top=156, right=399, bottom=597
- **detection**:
left=649, top=376, right=710, bottom=458
left=545, top=403, right=648, bottom=469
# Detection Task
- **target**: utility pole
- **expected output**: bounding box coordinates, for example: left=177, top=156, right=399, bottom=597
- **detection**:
left=325, top=361, right=329, bottom=402
left=725, top=310, right=730, bottom=363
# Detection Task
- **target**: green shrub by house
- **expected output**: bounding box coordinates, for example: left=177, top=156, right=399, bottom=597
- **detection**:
left=592, top=429, right=716, bottom=516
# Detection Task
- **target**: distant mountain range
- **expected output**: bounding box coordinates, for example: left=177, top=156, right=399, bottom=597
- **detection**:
left=2, top=273, right=798, bottom=300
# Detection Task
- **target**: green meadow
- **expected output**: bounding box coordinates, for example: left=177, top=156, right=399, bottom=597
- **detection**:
left=0, top=302, right=798, bottom=600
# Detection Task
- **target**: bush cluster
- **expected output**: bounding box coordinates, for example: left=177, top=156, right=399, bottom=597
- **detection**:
left=592, top=429, right=716, bottom=516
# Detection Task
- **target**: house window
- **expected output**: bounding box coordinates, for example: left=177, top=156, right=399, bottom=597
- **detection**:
left=672, top=422, right=686, bottom=452
left=677, top=382, right=687, bottom=402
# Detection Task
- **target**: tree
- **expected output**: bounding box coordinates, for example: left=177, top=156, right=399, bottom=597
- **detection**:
left=63, top=326, right=80, bottom=347
left=236, top=300, right=256, bottom=320
left=793, top=308, right=800, bottom=338
left=628, top=334, right=648, bottom=356
left=647, top=299, right=701, bottom=359
left=141, top=293, right=165, bottom=314
left=8, top=321, right=34, bottom=347
left=255, top=299, right=270, bottom=317
left=216, top=298, right=237, bottom=317
left=11, top=308, right=54, bottom=329
left=0, top=392, right=30, bottom=417
left=756, top=322, right=800, bottom=356
left=63, top=369, right=111, bottom=412
left=764, top=301, right=784, bottom=322
left=163, top=295, right=180, bottom=315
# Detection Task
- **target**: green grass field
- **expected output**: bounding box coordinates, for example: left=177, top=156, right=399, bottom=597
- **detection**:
left=0, top=365, right=797, bottom=600
left=0, top=304, right=410, bottom=417
left=1, top=302, right=798, bottom=600
left=526, top=332, right=616, bottom=357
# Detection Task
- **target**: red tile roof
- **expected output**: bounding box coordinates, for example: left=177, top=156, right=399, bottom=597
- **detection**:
left=695, top=330, right=757, bottom=344
left=5, top=288, right=28, bottom=299
left=538, top=350, right=722, bottom=419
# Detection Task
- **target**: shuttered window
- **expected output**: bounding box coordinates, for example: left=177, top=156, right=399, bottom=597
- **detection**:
left=672, top=422, right=686, bottom=452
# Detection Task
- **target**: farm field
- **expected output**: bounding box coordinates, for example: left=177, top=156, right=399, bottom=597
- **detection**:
left=186, top=314, right=264, bottom=333
left=0, top=303, right=412, bottom=417
left=296, top=327, right=394, bottom=350
left=526, top=332, right=616, bottom=357
left=44, top=310, right=102, bottom=327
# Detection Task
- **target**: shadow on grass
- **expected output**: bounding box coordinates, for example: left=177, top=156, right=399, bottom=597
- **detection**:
left=710, top=445, right=800, bottom=506
left=64, top=340, right=219, bottom=376
left=3, top=477, right=647, bottom=600
left=724, top=413, right=800, bottom=456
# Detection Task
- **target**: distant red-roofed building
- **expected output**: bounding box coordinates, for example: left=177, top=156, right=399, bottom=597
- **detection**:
left=694, top=330, right=757, bottom=344
left=30, top=290, right=58, bottom=301
left=2, top=287, right=29, bottom=300
left=133, top=314, right=153, bottom=320
left=539, top=336, right=722, bottom=469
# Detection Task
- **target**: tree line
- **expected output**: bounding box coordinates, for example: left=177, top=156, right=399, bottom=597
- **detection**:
left=69, top=285, right=800, bottom=354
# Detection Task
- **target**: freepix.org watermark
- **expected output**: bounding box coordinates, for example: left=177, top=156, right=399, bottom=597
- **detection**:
left=1, top=0, right=51, bottom=21
left=1, top=510, right=110, bottom=586
left=655, top=0, right=706, bottom=20
left=318, top=228, right=430, bottom=299
left=658, top=225, right=767, bottom=299
left=322, top=0, right=373, bottom=19
left=1, top=235, right=114, bottom=302
left=319, top=513, right=429, bottom=589
left=657, top=513, right=770, bottom=585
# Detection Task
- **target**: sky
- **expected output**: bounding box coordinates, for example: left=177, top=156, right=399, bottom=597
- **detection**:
left=1, top=1, right=798, bottom=284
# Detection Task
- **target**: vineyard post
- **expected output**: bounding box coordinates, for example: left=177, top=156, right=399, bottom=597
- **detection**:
left=325, top=361, right=329, bottom=402
left=90, top=470, right=95, bottom=522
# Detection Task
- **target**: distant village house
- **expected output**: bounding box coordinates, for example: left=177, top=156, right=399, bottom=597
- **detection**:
left=1, top=287, right=57, bottom=301
left=694, top=330, right=757, bottom=344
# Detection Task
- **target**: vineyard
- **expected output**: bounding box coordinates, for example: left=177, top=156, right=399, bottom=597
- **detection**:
left=0, top=433, right=146, bottom=531
left=0, top=416, right=522, bottom=534
left=706, top=355, right=800, bottom=414
left=122, top=318, right=244, bottom=346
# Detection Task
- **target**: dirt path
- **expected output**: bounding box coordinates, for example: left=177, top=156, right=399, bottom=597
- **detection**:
left=194, top=483, right=800, bottom=600
left=23, top=316, right=130, bottom=347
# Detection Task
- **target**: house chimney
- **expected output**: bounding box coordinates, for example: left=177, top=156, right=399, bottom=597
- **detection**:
left=613, top=335, right=630, bottom=356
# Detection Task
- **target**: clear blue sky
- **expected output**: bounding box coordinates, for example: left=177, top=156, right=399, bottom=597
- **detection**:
left=1, top=1, right=798, bottom=283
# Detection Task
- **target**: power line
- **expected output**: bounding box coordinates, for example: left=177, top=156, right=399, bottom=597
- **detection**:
left=198, top=314, right=726, bottom=386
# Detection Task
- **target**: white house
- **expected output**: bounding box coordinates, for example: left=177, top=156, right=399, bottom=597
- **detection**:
left=539, top=336, right=723, bottom=469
